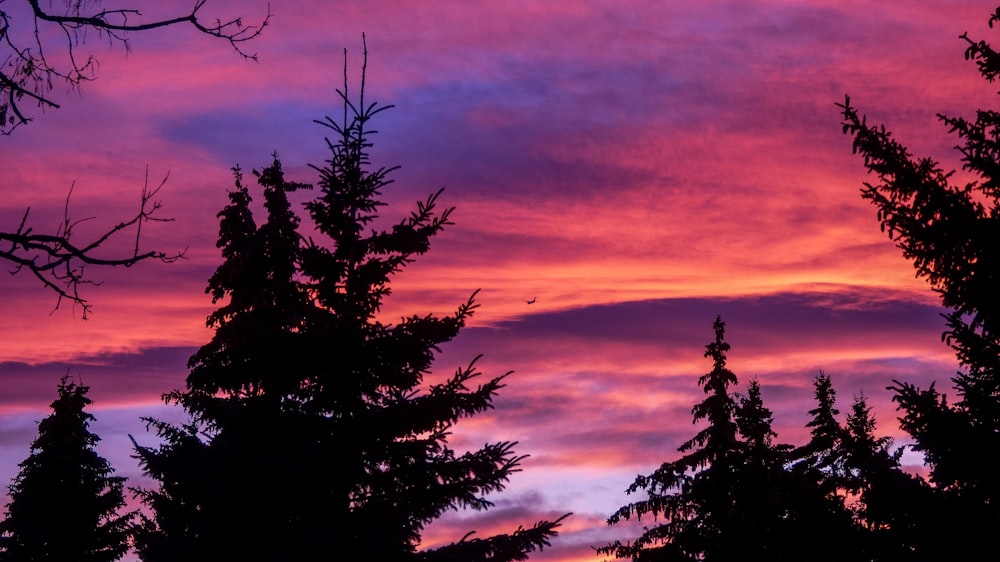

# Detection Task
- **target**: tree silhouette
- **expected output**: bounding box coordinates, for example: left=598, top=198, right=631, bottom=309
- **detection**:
left=601, top=320, right=863, bottom=562
left=836, top=393, right=934, bottom=561
left=0, top=170, right=183, bottom=318
left=839, top=6, right=1000, bottom=557
left=132, top=45, right=564, bottom=562
left=0, top=377, right=131, bottom=561
left=0, top=0, right=270, bottom=134
left=1, top=0, right=269, bottom=314
left=790, top=372, right=846, bottom=494
left=600, top=317, right=752, bottom=561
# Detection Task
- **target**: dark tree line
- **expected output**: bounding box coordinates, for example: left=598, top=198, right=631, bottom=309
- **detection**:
left=2, top=13, right=565, bottom=559
left=1, top=45, right=565, bottom=561
left=5, top=4, right=1000, bottom=562
left=599, top=318, right=919, bottom=562
left=602, top=5, right=1000, bottom=561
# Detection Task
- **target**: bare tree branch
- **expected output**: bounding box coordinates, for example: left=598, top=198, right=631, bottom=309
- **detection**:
left=0, top=0, right=271, bottom=134
left=1, top=168, right=186, bottom=318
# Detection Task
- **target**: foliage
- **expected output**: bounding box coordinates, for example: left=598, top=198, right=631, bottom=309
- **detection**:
left=839, top=5, right=1000, bottom=557
left=601, top=321, right=882, bottom=562
left=132, top=45, right=564, bottom=562
left=0, top=377, right=131, bottom=561
left=0, top=0, right=269, bottom=134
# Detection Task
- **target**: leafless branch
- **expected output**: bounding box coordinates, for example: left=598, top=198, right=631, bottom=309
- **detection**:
left=0, top=168, right=186, bottom=318
left=1, top=0, right=271, bottom=134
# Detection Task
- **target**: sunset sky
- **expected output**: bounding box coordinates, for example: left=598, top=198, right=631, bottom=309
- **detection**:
left=0, top=1, right=992, bottom=560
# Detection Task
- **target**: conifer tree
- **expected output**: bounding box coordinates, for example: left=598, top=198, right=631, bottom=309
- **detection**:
left=600, top=317, right=759, bottom=561
left=0, top=377, right=130, bottom=562
left=598, top=317, right=804, bottom=561
left=132, top=46, right=563, bottom=562
left=838, top=394, right=933, bottom=561
left=601, top=321, right=862, bottom=562
left=789, top=373, right=849, bottom=504
left=735, top=379, right=862, bottom=562
left=839, top=6, right=1000, bottom=556
left=729, top=379, right=799, bottom=559
left=802, top=373, right=842, bottom=464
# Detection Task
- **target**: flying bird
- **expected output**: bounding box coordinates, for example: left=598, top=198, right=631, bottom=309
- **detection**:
left=526, top=297, right=536, bottom=305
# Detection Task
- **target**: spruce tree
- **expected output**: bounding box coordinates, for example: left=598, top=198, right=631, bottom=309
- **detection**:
left=601, top=321, right=863, bottom=562
left=600, top=317, right=755, bottom=561
left=734, top=379, right=861, bottom=562
left=729, top=379, right=797, bottom=560
left=0, top=377, right=130, bottom=562
left=838, top=394, right=933, bottom=561
left=132, top=47, right=563, bottom=562
left=839, top=6, right=1000, bottom=556
left=801, top=373, right=842, bottom=465
left=789, top=373, right=851, bottom=508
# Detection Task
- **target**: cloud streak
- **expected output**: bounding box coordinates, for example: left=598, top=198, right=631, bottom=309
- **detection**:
left=0, top=0, right=991, bottom=559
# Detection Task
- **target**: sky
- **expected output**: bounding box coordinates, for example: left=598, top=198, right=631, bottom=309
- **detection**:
left=0, top=1, right=993, bottom=560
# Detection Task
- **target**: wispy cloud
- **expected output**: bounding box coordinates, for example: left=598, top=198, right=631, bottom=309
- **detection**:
left=0, top=0, right=989, bottom=558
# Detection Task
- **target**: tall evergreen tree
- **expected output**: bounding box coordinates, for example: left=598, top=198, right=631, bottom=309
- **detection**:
left=789, top=373, right=849, bottom=503
left=729, top=379, right=799, bottom=560
left=733, top=380, right=860, bottom=562
left=0, top=377, right=130, bottom=562
left=600, top=316, right=740, bottom=562
left=839, top=6, right=1000, bottom=556
left=132, top=47, right=563, bottom=562
left=800, top=372, right=843, bottom=467
left=601, top=321, right=863, bottom=562
left=837, top=394, right=934, bottom=562
left=601, top=317, right=798, bottom=561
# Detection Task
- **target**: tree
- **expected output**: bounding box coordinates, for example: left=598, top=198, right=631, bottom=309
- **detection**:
left=0, top=376, right=131, bottom=561
left=1, top=1, right=269, bottom=314
left=0, top=170, right=183, bottom=317
left=839, top=5, right=1000, bottom=557
left=837, top=394, right=934, bottom=561
left=799, top=372, right=842, bottom=466
left=0, top=0, right=270, bottom=134
left=601, top=320, right=863, bottom=562
left=132, top=45, right=564, bottom=562
left=789, top=372, right=849, bottom=501
left=600, top=317, right=753, bottom=561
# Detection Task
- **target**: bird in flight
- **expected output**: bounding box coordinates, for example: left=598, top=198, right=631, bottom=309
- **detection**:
left=526, top=297, right=536, bottom=304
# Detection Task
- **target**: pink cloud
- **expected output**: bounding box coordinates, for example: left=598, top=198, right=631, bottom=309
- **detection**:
left=2, top=1, right=995, bottom=558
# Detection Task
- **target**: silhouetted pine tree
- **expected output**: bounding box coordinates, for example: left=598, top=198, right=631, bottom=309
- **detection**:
left=735, top=379, right=861, bottom=562
left=0, top=377, right=130, bottom=562
left=788, top=372, right=856, bottom=518
left=837, top=394, right=934, bottom=561
left=798, top=372, right=843, bottom=470
left=599, top=316, right=741, bottom=561
left=789, top=374, right=856, bottom=538
left=839, top=6, right=1000, bottom=557
left=132, top=46, right=563, bottom=562
left=729, top=378, right=800, bottom=560
left=601, top=321, right=864, bottom=562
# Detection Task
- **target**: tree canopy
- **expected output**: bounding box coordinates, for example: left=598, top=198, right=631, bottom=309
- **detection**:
left=600, top=319, right=906, bottom=562
left=0, top=377, right=131, bottom=562
left=132, top=46, right=565, bottom=562
left=839, top=5, right=1000, bottom=557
